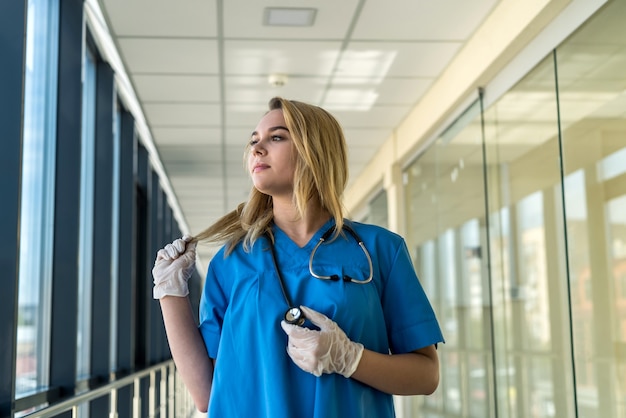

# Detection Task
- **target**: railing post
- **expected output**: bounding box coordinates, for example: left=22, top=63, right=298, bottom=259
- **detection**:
left=159, top=366, right=166, bottom=417
left=109, top=388, right=118, bottom=418
left=132, top=378, right=141, bottom=418
left=148, top=370, right=155, bottom=418
left=168, top=363, right=175, bottom=418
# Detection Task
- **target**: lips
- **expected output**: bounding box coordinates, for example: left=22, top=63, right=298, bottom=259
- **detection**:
left=252, top=162, right=270, bottom=173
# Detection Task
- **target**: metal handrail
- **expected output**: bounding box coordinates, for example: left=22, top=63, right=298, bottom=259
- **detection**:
left=22, top=360, right=175, bottom=418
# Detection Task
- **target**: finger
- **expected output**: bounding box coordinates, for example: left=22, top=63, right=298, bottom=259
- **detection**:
left=165, top=239, right=188, bottom=258
left=280, top=320, right=296, bottom=336
left=281, top=321, right=317, bottom=344
left=299, top=306, right=332, bottom=330
left=172, top=238, right=187, bottom=253
left=182, top=234, right=193, bottom=242
left=180, top=242, right=196, bottom=261
left=286, top=346, right=322, bottom=377
left=156, top=248, right=171, bottom=261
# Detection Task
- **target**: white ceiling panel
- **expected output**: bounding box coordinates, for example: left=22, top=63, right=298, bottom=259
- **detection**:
left=372, top=78, right=432, bottom=105
left=133, top=74, right=220, bottom=102
left=222, top=0, right=360, bottom=39
left=118, top=38, right=219, bottom=74
left=151, top=127, right=223, bottom=146
left=143, top=103, right=221, bottom=127
left=224, top=40, right=342, bottom=76
left=341, top=41, right=462, bottom=78
left=353, top=0, right=499, bottom=40
left=224, top=76, right=328, bottom=105
left=103, top=0, right=217, bottom=37
left=329, top=105, right=412, bottom=128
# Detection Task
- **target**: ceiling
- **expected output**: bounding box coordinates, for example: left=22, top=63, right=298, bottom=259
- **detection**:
left=95, top=0, right=500, bottom=265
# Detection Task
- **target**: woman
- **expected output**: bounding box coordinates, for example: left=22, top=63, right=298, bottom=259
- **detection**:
left=152, top=97, right=444, bottom=417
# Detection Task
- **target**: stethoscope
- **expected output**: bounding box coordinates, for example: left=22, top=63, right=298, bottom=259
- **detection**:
left=267, top=224, right=374, bottom=326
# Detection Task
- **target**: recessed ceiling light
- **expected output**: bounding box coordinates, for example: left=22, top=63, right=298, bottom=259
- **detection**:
left=264, top=7, right=317, bottom=27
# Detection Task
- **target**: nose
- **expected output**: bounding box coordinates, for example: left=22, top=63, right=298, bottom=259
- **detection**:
left=250, top=139, right=266, bottom=155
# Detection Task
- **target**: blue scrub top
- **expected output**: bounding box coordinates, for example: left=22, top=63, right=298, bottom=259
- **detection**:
left=198, top=219, right=444, bottom=418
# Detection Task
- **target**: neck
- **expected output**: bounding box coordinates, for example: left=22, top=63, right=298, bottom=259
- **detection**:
left=272, top=196, right=331, bottom=247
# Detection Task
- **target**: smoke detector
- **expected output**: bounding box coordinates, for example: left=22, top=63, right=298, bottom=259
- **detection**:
left=268, top=74, right=288, bottom=87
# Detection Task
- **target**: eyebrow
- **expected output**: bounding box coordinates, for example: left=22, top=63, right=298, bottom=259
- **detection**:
left=250, top=125, right=289, bottom=138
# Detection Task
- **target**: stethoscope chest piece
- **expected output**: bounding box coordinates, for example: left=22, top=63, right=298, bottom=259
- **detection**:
left=284, top=307, right=305, bottom=326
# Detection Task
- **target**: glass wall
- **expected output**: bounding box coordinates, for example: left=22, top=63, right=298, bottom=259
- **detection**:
left=557, top=1, right=626, bottom=415
left=16, top=0, right=59, bottom=398
left=402, top=0, right=626, bottom=416
left=77, top=47, right=97, bottom=384
left=403, top=98, right=492, bottom=418
left=482, top=49, right=575, bottom=418
left=2, top=1, right=201, bottom=416
left=361, top=189, right=389, bottom=228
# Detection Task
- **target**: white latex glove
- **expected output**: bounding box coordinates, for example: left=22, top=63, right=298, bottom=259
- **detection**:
left=280, top=306, right=364, bottom=378
left=152, top=235, right=196, bottom=299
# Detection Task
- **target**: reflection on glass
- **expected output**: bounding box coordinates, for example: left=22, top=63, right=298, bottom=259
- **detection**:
left=558, top=0, right=626, bottom=416
left=110, top=102, right=121, bottom=372
left=400, top=1, right=625, bottom=417
left=16, top=0, right=58, bottom=399
left=77, top=48, right=96, bottom=383
left=404, top=99, right=491, bottom=417
left=366, top=190, right=388, bottom=228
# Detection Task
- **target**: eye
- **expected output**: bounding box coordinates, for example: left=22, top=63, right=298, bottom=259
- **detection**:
left=271, top=135, right=284, bottom=141
left=249, top=138, right=259, bottom=146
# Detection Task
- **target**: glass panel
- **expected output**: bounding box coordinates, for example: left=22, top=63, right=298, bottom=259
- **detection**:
left=16, top=0, right=59, bottom=399
left=76, top=48, right=97, bottom=381
left=366, top=189, right=388, bottom=228
left=404, top=99, right=493, bottom=417
left=483, top=50, right=576, bottom=418
left=358, top=189, right=388, bottom=227
left=110, top=100, right=121, bottom=372
left=557, top=1, right=626, bottom=415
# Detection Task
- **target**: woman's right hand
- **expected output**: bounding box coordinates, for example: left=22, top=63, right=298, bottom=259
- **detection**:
left=152, top=235, right=197, bottom=299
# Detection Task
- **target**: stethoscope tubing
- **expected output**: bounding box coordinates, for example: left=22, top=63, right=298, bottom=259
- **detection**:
left=308, top=224, right=373, bottom=284
left=266, top=223, right=374, bottom=325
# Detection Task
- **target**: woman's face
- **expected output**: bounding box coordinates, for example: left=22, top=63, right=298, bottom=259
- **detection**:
left=247, top=109, right=297, bottom=197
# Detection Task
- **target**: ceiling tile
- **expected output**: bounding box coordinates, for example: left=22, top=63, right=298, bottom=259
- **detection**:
left=118, top=38, right=219, bottom=74
left=102, top=0, right=218, bottom=37
left=151, top=127, right=223, bottom=146
left=224, top=75, right=328, bottom=105
left=133, top=74, right=220, bottom=102
left=222, top=0, right=360, bottom=39
left=353, top=0, right=499, bottom=40
left=223, top=40, right=342, bottom=76
left=341, top=41, right=462, bottom=78
left=328, top=104, right=412, bottom=128
left=143, top=103, right=221, bottom=127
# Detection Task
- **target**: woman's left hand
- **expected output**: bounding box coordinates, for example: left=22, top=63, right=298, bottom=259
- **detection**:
left=280, top=306, right=364, bottom=378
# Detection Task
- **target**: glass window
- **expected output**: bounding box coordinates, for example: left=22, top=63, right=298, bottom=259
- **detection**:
left=362, top=189, right=388, bottom=227
left=110, top=100, right=121, bottom=372
left=483, top=51, right=575, bottom=418
left=16, top=0, right=59, bottom=398
left=404, top=98, right=492, bottom=417
left=77, top=47, right=97, bottom=382
left=399, top=2, right=626, bottom=417
left=557, top=1, right=626, bottom=415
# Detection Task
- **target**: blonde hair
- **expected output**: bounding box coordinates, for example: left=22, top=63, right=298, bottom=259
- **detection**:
left=194, top=97, right=348, bottom=254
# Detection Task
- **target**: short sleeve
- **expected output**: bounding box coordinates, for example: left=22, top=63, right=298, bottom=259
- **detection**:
left=381, top=238, right=444, bottom=353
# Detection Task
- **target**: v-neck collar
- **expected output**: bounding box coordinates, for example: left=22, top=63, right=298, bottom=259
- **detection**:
left=271, top=217, right=336, bottom=253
